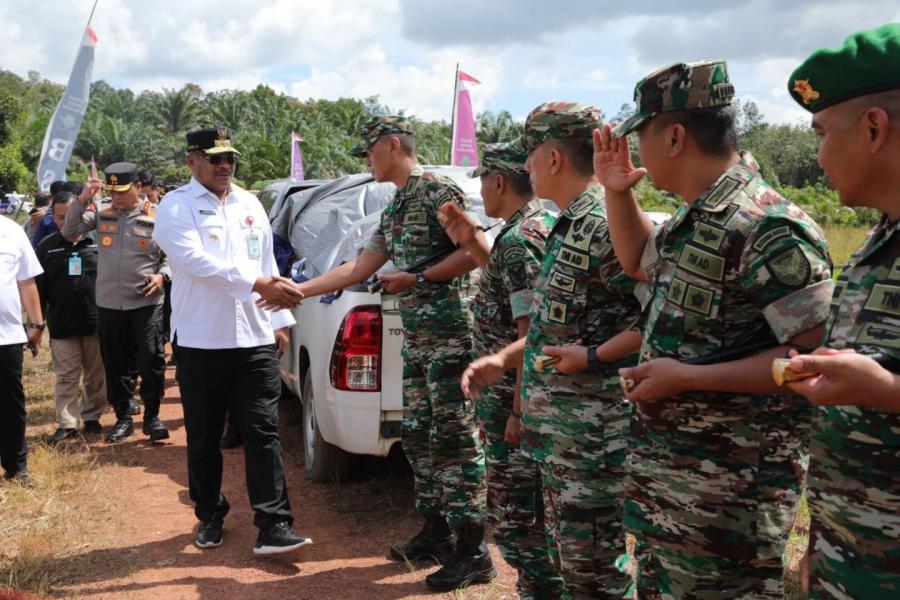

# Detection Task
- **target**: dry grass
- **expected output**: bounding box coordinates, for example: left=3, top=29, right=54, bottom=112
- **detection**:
left=824, top=225, right=870, bottom=273
left=784, top=496, right=811, bottom=600
left=0, top=341, right=119, bottom=597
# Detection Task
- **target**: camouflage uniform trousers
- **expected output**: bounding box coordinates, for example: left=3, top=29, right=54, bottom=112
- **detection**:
left=807, top=407, right=900, bottom=600
left=400, top=310, right=486, bottom=527
left=478, top=380, right=566, bottom=600
left=627, top=394, right=808, bottom=599
left=539, top=451, right=629, bottom=599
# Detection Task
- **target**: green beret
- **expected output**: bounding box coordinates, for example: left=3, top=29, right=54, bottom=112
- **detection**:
left=788, top=23, right=900, bottom=113
left=350, top=115, right=413, bottom=157
left=469, top=138, right=528, bottom=177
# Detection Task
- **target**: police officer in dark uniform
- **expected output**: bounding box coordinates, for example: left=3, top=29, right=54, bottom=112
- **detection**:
left=62, top=162, right=170, bottom=443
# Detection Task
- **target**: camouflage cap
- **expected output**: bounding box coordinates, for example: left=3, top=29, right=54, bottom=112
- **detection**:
left=350, top=115, right=414, bottom=157
left=522, top=101, right=602, bottom=152
left=612, top=60, right=735, bottom=137
left=469, top=138, right=528, bottom=177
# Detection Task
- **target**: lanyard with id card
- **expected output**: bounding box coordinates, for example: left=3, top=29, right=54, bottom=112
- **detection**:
left=242, top=214, right=261, bottom=260
left=68, top=252, right=83, bottom=276
left=247, top=229, right=261, bottom=260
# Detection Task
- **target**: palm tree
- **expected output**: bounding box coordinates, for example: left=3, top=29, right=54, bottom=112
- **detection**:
left=476, top=110, right=523, bottom=143
left=206, top=91, right=250, bottom=132
left=154, top=86, right=200, bottom=134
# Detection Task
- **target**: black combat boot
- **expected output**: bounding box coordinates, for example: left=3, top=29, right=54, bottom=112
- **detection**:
left=389, top=512, right=453, bottom=563
left=425, top=522, right=495, bottom=590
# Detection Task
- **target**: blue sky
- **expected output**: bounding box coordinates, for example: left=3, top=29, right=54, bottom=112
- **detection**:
left=2, top=0, right=898, bottom=126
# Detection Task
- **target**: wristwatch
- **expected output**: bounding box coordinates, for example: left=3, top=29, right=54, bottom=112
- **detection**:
left=416, top=272, right=428, bottom=287
left=26, top=322, right=46, bottom=331
left=586, top=344, right=601, bottom=373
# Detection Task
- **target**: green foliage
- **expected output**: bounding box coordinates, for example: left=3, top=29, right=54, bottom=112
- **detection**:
left=635, top=179, right=679, bottom=214
left=0, top=69, right=541, bottom=192
left=779, top=183, right=880, bottom=227
left=0, top=89, right=24, bottom=146
left=0, top=141, right=31, bottom=193
left=160, top=165, right=191, bottom=185
left=0, top=68, right=883, bottom=238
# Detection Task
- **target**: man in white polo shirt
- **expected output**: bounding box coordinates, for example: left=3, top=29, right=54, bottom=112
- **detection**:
left=153, top=127, right=310, bottom=555
left=1, top=213, right=44, bottom=486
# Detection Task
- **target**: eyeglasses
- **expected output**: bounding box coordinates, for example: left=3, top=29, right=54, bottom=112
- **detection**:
left=195, top=153, right=237, bottom=165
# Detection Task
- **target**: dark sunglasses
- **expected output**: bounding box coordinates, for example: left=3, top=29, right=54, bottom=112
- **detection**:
left=195, top=153, right=237, bottom=165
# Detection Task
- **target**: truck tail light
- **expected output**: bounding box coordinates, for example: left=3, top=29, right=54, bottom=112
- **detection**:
left=330, top=306, right=381, bottom=391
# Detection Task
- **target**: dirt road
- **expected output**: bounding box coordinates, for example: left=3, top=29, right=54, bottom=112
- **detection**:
left=57, top=364, right=516, bottom=599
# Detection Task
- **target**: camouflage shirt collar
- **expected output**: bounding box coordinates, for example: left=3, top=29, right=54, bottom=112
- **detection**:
left=854, top=212, right=900, bottom=265
left=498, top=199, right=542, bottom=238
left=562, top=184, right=604, bottom=220
left=691, top=151, right=760, bottom=213
left=397, top=164, right=425, bottom=197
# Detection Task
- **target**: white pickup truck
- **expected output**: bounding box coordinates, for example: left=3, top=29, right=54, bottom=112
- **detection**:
left=264, top=171, right=666, bottom=483
left=266, top=167, right=496, bottom=482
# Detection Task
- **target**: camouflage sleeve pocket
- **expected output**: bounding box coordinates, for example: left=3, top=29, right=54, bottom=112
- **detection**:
left=741, top=224, right=834, bottom=342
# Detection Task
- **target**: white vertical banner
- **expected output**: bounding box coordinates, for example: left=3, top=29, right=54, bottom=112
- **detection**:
left=36, top=26, right=98, bottom=191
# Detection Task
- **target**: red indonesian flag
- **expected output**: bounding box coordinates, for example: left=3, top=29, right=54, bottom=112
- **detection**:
left=458, top=71, right=480, bottom=84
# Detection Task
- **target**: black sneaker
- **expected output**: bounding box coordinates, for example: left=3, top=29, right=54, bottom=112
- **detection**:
left=253, top=522, right=312, bottom=556
left=196, top=519, right=224, bottom=549
left=83, top=420, right=103, bottom=435
left=47, top=428, right=79, bottom=446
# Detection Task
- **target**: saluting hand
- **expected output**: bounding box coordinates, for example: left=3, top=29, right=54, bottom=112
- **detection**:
left=461, top=354, right=507, bottom=400
left=79, top=177, right=104, bottom=204
left=254, top=276, right=303, bottom=311
left=438, top=203, right=478, bottom=247
left=593, top=125, right=647, bottom=193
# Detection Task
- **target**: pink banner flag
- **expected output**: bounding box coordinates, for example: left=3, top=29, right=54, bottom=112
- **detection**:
left=290, top=132, right=305, bottom=180
left=451, top=69, right=480, bottom=168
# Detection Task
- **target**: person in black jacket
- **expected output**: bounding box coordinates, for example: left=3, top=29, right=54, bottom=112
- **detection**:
left=35, top=192, right=107, bottom=444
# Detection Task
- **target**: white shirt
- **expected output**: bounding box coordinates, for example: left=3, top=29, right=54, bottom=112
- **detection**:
left=152, top=178, right=295, bottom=349
left=0, top=215, right=43, bottom=344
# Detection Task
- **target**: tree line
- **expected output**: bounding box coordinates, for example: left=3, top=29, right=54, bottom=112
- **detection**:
left=0, top=69, right=877, bottom=227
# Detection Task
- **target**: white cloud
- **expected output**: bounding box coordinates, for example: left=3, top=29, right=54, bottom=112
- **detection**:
left=288, top=46, right=503, bottom=121
left=1, top=0, right=897, bottom=125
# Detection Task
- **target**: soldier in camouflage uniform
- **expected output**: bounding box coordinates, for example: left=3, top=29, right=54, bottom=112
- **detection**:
left=464, top=103, right=642, bottom=599
left=784, top=24, right=900, bottom=599
left=595, top=61, right=834, bottom=598
left=296, top=115, right=493, bottom=591
left=444, top=140, right=565, bottom=599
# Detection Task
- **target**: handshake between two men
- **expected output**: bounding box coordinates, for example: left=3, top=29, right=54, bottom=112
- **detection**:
left=254, top=275, right=304, bottom=311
